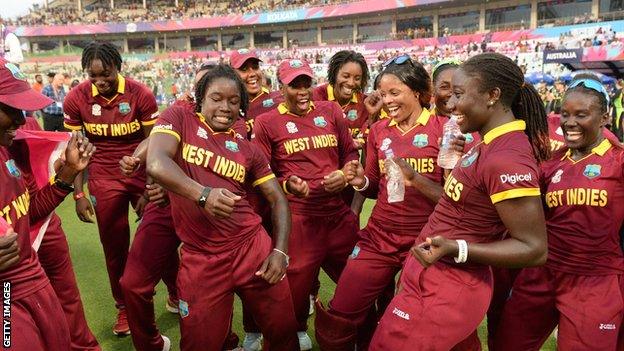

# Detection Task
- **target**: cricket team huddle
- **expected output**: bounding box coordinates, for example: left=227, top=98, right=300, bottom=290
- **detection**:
left=0, top=39, right=623, bottom=351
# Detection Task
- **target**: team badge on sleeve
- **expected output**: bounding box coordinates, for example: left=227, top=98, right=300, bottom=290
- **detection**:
left=5, top=160, right=20, bottom=178
left=583, top=164, right=601, bottom=179
left=286, top=121, right=298, bottom=134
left=225, top=140, right=239, bottom=152
left=347, top=110, right=358, bottom=121
left=412, top=134, right=428, bottom=148
left=262, top=99, right=275, bottom=108
left=92, top=104, right=102, bottom=116
left=119, top=102, right=131, bottom=115
left=460, top=150, right=479, bottom=167
left=314, top=116, right=327, bottom=127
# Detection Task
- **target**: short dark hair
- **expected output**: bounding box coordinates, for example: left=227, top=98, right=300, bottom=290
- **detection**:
left=81, top=41, right=123, bottom=71
left=327, top=50, right=369, bottom=92
left=194, top=64, right=249, bottom=115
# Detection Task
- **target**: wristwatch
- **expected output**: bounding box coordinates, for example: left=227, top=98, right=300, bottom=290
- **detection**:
left=197, top=186, right=211, bottom=208
left=53, top=174, right=75, bottom=192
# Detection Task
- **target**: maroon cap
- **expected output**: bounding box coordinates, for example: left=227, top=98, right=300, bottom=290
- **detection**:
left=230, top=48, right=261, bottom=69
left=277, top=59, right=314, bottom=85
left=0, top=59, right=53, bottom=111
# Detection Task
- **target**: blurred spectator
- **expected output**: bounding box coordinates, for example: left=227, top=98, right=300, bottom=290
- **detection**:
left=41, top=73, right=66, bottom=131
left=31, top=73, right=44, bottom=93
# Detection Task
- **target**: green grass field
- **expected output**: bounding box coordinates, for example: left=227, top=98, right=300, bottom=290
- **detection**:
left=56, top=197, right=557, bottom=350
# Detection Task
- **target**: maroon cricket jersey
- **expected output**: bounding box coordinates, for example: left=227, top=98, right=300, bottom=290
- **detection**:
left=252, top=101, right=359, bottom=216
left=313, top=83, right=370, bottom=140
left=418, top=120, right=541, bottom=246
left=362, top=109, right=445, bottom=235
left=63, top=75, right=159, bottom=179
left=541, top=138, right=624, bottom=275
left=152, top=105, right=275, bottom=253
left=0, top=147, right=69, bottom=299
left=244, top=88, right=283, bottom=137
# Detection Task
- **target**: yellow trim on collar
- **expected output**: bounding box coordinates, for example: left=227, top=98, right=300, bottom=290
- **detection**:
left=250, top=87, right=271, bottom=103
left=195, top=113, right=236, bottom=136
left=91, top=74, right=125, bottom=97
left=388, top=108, right=432, bottom=127
left=277, top=102, right=315, bottom=116
left=327, top=84, right=358, bottom=103
left=483, top=120, right=526, bottom=145
left=561, top=137, right=612, bottom=161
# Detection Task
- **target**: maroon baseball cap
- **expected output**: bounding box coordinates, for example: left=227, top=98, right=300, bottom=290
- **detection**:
left=0, top=58, right=53, bottom=111
left=230, top=48, right=261, bottom=69
left=277, top=59, right=314, bottom=85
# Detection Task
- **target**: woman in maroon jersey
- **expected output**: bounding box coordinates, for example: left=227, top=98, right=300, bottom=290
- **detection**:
left=63, top=42, right=159, bottom=335
left=494, top=78, right=624, bottom=351
left=147, top=64, right=298, bottom=351
left=315, top=56, right=448, bottom=350
left=368, top=52, right=551, bottom=351
left=0, top=58, right=95, bottom=351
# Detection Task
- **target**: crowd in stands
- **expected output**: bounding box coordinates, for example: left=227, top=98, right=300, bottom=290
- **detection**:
left=4, top=0, right=347, bottom=26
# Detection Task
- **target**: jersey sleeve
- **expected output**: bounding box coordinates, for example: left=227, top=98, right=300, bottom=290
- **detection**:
left=332, top=103, right=359, bottom=167
left=62, top=90, right=84, bottom=131
left=249, top=144, right=276, bottom=187
left=482, top=150, right=541, bottom=204
left=151, top=105, right=185, bottom=143
left=136, top=86, right=160, bottom=126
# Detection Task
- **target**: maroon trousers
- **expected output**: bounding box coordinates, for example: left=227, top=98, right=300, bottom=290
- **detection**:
left=4, top=283, right=70, bottom=351
left=38, top=214, right=100, bottom=351
left=177, top=231, right=298, bottom=351
left=120, top=203, right=179, bottom=351
left=88, top=177, right=144, bottom=308
left=287, top=208, right=359, bottom=331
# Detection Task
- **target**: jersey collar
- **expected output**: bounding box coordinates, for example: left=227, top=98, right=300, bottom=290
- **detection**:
left=277, top=102, right=315, bottom=116
left=561, top=137, right=612, bottom=161
left=388, top=108, right=432, bottom=132
left=327, top=84, right=358, bottom=104
left=196, top=113, right=237, bottom=137
left=483, top=120, right=526, bottom=144
left=250, top=87, right=270, bottom=103
left=91, top=74, right=126, bottom=97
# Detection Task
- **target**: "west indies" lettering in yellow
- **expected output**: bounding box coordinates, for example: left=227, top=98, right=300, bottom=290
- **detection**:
left=182, top=143, right=246, bottom=183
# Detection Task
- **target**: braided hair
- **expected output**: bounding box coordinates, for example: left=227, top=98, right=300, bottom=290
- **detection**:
left=81, top=42, right=123, bottom=71
left=461, top=53, right=551, bottom=162
left=327, top=50, right=370, bottom=92
left=378, top=58, right=432, bottom=109
left=194, top=64, right=249, bottom=115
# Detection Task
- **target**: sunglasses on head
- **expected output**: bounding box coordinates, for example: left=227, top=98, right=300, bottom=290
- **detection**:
left=432, top=58, right=462, bottom=77
left=569, top=78, right=610, bottom=104
left=382, top=54, right=412, bottom=69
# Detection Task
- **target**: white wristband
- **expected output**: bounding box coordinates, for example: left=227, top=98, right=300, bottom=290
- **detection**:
left=273, top=248, right=290, bottom=267
left=353, top=176, right=370, bottom=192
left=454, top=239, right=468, bottom=263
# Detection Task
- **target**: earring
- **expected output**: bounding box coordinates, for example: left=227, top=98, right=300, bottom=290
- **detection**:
left=488, top=101, right=495, bottom=106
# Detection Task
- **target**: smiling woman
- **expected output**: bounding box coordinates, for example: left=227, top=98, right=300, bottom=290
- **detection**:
left=62, top=41, right=160, bottom=336
left=495, top=76, right=624, bottom=351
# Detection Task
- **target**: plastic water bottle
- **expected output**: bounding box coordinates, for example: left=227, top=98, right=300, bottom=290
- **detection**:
left=437, top=115, right=462, bottom=169
left=384, top=149, right=405, bottom=203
